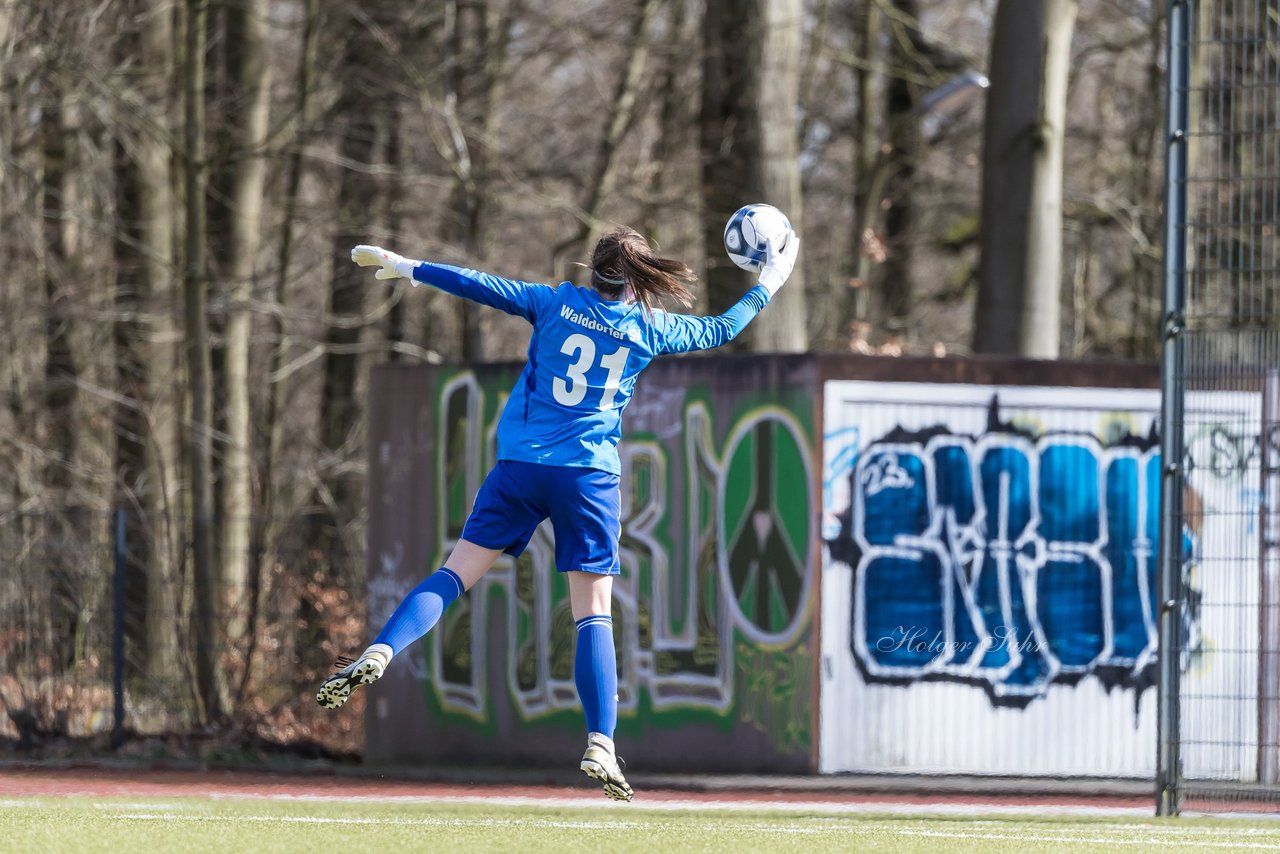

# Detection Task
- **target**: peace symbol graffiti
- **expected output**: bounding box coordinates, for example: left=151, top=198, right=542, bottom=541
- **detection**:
left=717, top=410, right=814, bottom=646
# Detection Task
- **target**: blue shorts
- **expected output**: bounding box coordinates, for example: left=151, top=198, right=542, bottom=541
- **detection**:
left=461, top=460, right=621, bottom=575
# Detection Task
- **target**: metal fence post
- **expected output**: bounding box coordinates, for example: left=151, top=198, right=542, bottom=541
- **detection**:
left=1263, top=371, right=1280, bottom=786
left=1156, top=0, right=1191, bottom=819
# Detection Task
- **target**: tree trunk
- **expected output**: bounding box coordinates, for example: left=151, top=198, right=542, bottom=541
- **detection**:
left=40, top=67, right=75, bottom=495
left=182, top=0, right=223, bottom=723
left=446, top=0, right=483, bottom=362
left=319, top=4, right=388, bottom=534
left=1124, top=2, right=1164, bottom=359
left=319, top=141, right=374, bottom=463
left=700, top=0, right=763, bottom=327
left=440, top=0, right=513, bottom=361
left=752, top=0, right=806, bottom=351
left=641, top=0, right=689, bottom=247
left=39, top=56, right=83, bottom=670
left=258, top=0, right=319, bottom=703
left=0, top=1, right=31, bottom=510
left=112, top=0, right=183, bottom=693
left=264, top=0, right=319, bottom=537
left=218, top=0, right=270, bottom=668
left=878, top=0, right=923, bottom=334
left=973, top=0, right=1077, bottom=357
left=700, top=0, right=806, bottom=351
left=849, top=0, right=885, bottom=329
left=385, top=102, right=406, bottom=362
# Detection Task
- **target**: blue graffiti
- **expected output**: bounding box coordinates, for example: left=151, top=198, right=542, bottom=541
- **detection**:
left=831, top=427, right=1198, bottom=701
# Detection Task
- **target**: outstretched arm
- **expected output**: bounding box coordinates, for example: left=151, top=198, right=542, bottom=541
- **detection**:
left=655, top=233, right=800, bottom=355
left=351, top=245, right=556, bottom=323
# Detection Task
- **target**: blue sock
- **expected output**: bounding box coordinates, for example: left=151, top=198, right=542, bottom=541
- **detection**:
left=574, top=615, right=617, bottom=738
left=373, top=568, right=464, bottom=656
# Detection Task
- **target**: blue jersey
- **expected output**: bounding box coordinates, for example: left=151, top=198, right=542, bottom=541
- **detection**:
left=410, top=261, right=772, bottom=475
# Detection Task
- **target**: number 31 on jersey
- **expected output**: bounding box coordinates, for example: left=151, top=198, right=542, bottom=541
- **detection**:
left=552, top=333, right=630, bottom=409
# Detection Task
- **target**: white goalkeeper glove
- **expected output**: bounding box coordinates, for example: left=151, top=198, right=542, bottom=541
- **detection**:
left=756, top=232, right=800, bottom=297
left=351, top=244, right=419, bottom=282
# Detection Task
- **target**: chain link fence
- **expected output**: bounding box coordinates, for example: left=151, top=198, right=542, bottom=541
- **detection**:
left=0, top=510, right=366, bottom=761
left=1159, top=0, right=1280, bottom=814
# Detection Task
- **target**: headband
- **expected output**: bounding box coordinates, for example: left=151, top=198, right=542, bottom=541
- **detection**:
left=594, top=269, right=627, bottom=286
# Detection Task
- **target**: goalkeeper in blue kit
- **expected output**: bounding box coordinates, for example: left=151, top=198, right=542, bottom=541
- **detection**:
left=317, top=226, right=799, bottom=801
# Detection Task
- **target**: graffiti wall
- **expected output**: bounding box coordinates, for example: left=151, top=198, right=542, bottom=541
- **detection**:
left=365, top=358, right=818, bottom=773
left=820, top=380, right=1262, bottom=777
left=366, top=358, right=1264, bottom=777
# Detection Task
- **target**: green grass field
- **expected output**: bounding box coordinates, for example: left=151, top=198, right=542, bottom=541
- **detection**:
left=4, top=795, right=1280, bottom=854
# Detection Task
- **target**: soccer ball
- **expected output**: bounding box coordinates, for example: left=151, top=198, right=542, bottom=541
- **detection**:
left=723, top=203, right=794, bottom=272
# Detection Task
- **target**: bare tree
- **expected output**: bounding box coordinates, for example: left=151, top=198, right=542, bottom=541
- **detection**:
left=700, top=0, right=806, bottom=352
left=214, top=0, right=272, bottom=667
left=182, top=0, right=223, bottom=722
left=640, top=0, right=692, bottom=248
left=552, top=0, right=660, bottom=281
left=438, top=0, right=517, bottom=361
left=701, top=0, right=761, bottom=330
left=112, top=0, right=183, bottom=691
left=877, top=0, right=924, bottom=331
left=753, top=0, right=807, bottom=351
left=40, top=56, right=77, bottom=506
left=38, top=12, right=84, bottom=669
left=849, top=0, right=886, bottom=327
left=974, top=0, right=1078, bottom=357
left=317, top=2, right=399, bottom=543
left=385, top=98, right=407, bottom=362
left=263, top=0, right=320, bottom=536
left=0, top=1, right=34, bottom=510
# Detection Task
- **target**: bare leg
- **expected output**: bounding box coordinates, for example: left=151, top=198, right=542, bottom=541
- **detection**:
left=442, top=538, right=505, bottom=590
left=568, top=569, right=613, bottom=619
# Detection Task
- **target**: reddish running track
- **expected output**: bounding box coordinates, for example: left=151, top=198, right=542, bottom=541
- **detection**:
left=0, top=766, right=1160, bottom=815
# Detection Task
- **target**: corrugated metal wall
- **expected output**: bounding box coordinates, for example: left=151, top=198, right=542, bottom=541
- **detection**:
left=820, top=377, right=1258, bottom=778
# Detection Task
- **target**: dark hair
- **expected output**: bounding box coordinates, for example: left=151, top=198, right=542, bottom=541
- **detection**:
left=589, top=227, right=696, bottom=312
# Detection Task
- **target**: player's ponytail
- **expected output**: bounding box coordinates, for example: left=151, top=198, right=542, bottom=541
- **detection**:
left=590, top=228, right=696, bottom=312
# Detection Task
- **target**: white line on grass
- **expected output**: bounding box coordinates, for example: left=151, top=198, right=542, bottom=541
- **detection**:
left=963, top=819, right=1280, bottom=836
left=99, top=812, right=1280, bottom=848
left=106, top=814, right=851, bottom=835
left=91, top=802, right=188, bottom=812
left=114, top=815, right=649, bottom=830
left=224, top=791, right=1154, bottom=818
left=889, top=827, right=1280, bottom=850
left=8, top=794, right=1277, bottom=832
left=7, top=793, right=1274, bottom=827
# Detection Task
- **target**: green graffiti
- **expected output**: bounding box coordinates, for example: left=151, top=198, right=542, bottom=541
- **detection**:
left=439, top=599, right=472, bottom=686
left=734, top=640, right=812, bottom=754
left=722, top=412, right=812, bottom=641
left=422, top=369, right=815, bottom=753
